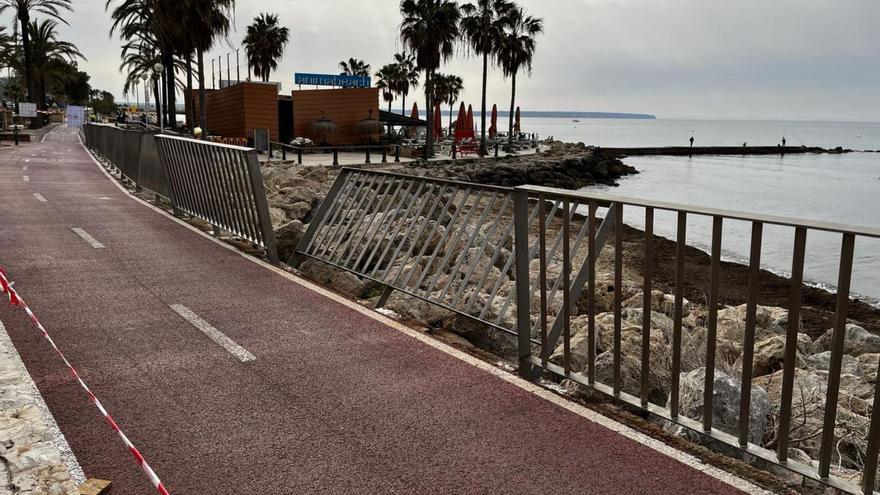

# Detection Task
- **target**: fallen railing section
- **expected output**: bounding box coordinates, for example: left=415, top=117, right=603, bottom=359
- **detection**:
left=154, top=135, right=279, bottom=265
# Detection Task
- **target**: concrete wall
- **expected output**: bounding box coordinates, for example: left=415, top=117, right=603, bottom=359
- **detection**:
left=292, top=88, right=379, bottom=145
left=187, top=82, right=279, bottom=141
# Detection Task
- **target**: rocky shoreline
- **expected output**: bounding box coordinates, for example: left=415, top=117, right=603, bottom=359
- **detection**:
left=257, top=143, right=880, bottom=491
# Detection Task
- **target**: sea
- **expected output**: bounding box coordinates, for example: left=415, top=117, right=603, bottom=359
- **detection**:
left=522, top=118, right=880, bottom=303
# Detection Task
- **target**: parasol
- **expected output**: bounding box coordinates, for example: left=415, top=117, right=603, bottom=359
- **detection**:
left=489, top=104, right=498, bottom=139
left=408, top=102, right=420, bottom=138
left=311, top=111, right=338, bottom=146
left=433, top=103, right=443, bottom=139
left=456, top=102, right=466, bottom=134
left=514, top=106, right=521, bottom=134
left=466, top=104, right=474, bottom=133
left=356, top=109, right=384, bottom=144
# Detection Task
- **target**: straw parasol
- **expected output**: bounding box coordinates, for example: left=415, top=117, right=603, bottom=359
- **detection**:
left=356, top=109, right=384, bottom=144
left=514, top=106, right=521, bottom=134
left=489, top=104, right=498, bottom=139
left=466, top=104, right=474, bottom=133
left=311, top=111, right=338, bottom=146
left=433, top=103, right=443, bottom=139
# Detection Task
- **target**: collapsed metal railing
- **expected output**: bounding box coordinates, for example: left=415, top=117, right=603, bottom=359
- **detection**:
left=82, top=123, right=170, bottom=198
left=516, top=184, right=880, bottom=495
left=296, top=168, right=880, bottom=494
left=154, top=135, right=279, bottom=265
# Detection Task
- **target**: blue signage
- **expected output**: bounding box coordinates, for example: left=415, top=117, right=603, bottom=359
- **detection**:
left=294, top=73, right=371, bottom=88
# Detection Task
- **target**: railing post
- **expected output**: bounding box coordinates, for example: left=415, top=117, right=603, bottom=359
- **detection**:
left=297, top=148, right=303, bottom=165
left=513, top=187, right=534, bottom=379
left=333, top=149, right=339, bottom=166
left=381, top=147, right=387, bottom=163
left=452, top=143, right=457, bottom=160
left=282, top=146, right=286, bottom=160
left=365, top=147, right=371, bottom=164
left=395, top=145, right=400, bottom=163
left=494, top=143, right=499, bottom=158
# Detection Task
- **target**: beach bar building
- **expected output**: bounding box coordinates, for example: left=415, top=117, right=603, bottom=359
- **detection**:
left=185, top=72, right=425, bottom=146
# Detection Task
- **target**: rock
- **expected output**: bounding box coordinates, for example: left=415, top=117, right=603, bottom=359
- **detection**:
left=622, top=289, right=686, bottom=316
left=276, top=200, right=313, bottom=222
left=814, top=324, right=880, bottom=357
left=298, top=259, right=365, bottom=298
left=385, top=291, right=453, bottom=327
left=594, top=351, right=644, bottom=399
left=268, top=207, right=287, bottom=228
left=857, top=353, right=880, bottom=385
left=803, top=351, right=862, bottom=376
left=672, top=367, right=769, bottom=443
left=275, top=220, right=306, bottom=262
left=735, top=336, right=804, bottom=378
left=716, top=304, right=787, bottom=343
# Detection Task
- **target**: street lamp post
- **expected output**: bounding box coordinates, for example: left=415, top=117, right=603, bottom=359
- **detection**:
left=153, top=62, right=164, bottom=134
left=141, top=73, right=149, bottom=124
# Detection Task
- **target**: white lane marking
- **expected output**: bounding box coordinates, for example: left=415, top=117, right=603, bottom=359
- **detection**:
left=33, top=193, right=47, bottom=202
left=169, top=304, right=255, bottom=362
left=22, top=165, right=27, bottom=171
left=22, top=175, right=29, bottom=182
left=70, top=228, right=105, bottom=249
left=24, top=159, right=30, bottom=162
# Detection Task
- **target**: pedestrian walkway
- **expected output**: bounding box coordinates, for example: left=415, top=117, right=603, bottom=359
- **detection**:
left=0, top=125, right=759, bottom=494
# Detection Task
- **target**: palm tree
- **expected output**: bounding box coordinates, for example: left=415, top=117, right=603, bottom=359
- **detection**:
left=375, top=64, right=399, bottom=114
left=188, top=0, right=234, bottom=135
left=460, top=0, right=513, bottom=155
left=339, top=57, right=370, bottom=77
left=26, top=19, right=84, bottom=109
left=392, top=52, right=419, bottom=115
left=431, top=73, right=450, bottom=135
left=399, top=0, right=460, bottom=157
left=496, top=7, right=542, bottom=149
left=443, top=74, right=462, bottom=135
left=0, top=0, right=73, bottom=106
left=243, top=13, right=290, bottom=82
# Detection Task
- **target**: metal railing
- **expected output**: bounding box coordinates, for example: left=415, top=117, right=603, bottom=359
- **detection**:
left=154, top=134, right=279, bottom=265
left=269, top=141, right=408, bottom=165
left=294, top=168, right=880, bottom=493
left=515, top=184, right=880, bottom=495
left=83, top=123, right=171, bottom=198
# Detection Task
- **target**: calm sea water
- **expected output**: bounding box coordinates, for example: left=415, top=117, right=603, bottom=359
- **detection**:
left=519, top=118, right=880, bottom=302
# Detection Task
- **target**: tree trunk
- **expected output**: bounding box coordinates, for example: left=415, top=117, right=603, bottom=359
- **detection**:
left=38, top=75, right=46, bottom=110
left=448, top=102, right=453, bottom=137
left=185, top=54, right=194, bottom=129
left=508, top=71, right=517, bottom=150
left=401, top=93, right=406, bottom=116
left=479, top=51, right=488, bottom=156
left=160, top=70, right=168, bottom=128
left=425, top=70, right=433, bottom=157
left=163, top=50, right=176, bottom=129
left=197, top=50, right=207, bottom=137
left=19, top=14, right=34, bottom=104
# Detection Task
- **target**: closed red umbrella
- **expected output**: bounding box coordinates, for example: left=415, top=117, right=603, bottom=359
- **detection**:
left=456, top=102, right=466, bottom=134
left=408, top=102, right=420, bottom=137
left=489, top=104, right=498, bottom=139
left=514, top=106, right=521, bottom=134
left=466, top=105, right=474, bottom=133
left=433, top=103, right=443, bottom=138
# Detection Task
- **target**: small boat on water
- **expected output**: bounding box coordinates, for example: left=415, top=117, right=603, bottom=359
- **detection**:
left=572, top=119, right=580, bottom=123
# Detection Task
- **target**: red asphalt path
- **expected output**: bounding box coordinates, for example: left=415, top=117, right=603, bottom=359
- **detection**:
left=0, top=126, right=746, bottom=494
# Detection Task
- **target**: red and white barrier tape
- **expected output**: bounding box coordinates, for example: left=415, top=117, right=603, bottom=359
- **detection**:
left=0, top=268, right=170, bottom=495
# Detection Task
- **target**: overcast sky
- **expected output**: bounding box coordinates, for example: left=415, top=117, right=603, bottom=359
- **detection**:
left=35, top=0, right=880, bottom=121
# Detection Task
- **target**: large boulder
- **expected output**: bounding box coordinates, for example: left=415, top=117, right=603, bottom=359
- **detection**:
left=814, top=324, right=880, bottom=357
left=298, top=259, right=365, bottom=298
left=735, top=336, right=805, bottom=378
left=716, top=304, right=787, bottom=343
left=671, top=367, right=769, bottom=444
left=384, top=291, right=454, bottom=328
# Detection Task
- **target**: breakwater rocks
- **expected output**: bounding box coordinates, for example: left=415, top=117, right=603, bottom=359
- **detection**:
left=603, top=145, right=850, bottom=158
left=403, top=141, right=637, bottom=188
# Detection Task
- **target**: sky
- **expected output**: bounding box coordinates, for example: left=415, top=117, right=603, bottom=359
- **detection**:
left=28, top=0, right=880, bottom=122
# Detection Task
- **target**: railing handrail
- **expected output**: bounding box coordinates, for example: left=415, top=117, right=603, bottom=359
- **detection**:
left=269, top=140, right=406, bottom=152
left=160, top=133, right=254, bottom=152
left=517, top=184, right=880, bottom=239
left=338, top=167, right=514, bottom=193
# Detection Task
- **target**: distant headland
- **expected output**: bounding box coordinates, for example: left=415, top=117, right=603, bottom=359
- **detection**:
left=481, top=110, right=657, bottom=119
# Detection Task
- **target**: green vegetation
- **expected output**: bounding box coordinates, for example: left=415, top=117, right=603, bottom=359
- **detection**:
left=339, top=58, right=371, bottom=77
left=243, top=13, right=290, bottom=83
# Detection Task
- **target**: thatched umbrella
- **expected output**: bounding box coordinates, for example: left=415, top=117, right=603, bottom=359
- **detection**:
left=489, top=104, right=498, bottom=139
left=356, top=109, right=383, bottom=144
left=466, top=104, right=474, bottom=133
left=311, top=111, right=338, bottom=146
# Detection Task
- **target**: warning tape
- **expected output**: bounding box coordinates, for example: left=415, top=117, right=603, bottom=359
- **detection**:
left=0, top=268, right=170, bottom=495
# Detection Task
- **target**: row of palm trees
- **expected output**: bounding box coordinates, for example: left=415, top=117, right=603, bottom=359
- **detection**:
left=394, top=0, right=542, bottom=156
left=0, top=0, right=91, bottom=109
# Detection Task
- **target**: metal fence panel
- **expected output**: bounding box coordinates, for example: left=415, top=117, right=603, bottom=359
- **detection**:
left=154, top=134, right=278, bottom=264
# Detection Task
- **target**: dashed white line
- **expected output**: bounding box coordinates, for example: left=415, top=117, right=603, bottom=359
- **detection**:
left=22, top=165, right=27, bottom=171
left=33, top=193, right=47, bottom=202
left=169, top=304, right=256, bottom=362
left=70, top=228, right=105, bottom=248
left=22, top=175, right=29, bottom=182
